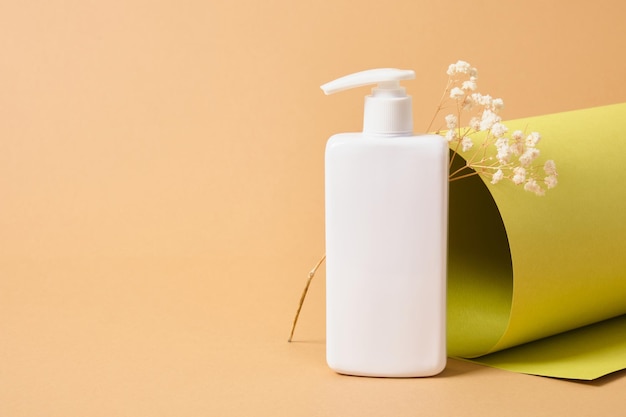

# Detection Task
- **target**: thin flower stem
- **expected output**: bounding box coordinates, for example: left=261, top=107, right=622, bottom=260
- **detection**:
left=448, top=135, right=463, bottom=171
left=463, top=132, right=493, bottom=168
left=470, top=163, right=499, bottom=170
left=288, top=254, right=326, bottom=342
left=449, top=164, right=472, bottom=179
left=449, top=171, right=481, bottom=181
left=426, top=78, right=453, bottom=133
left=480, top=138, right=491, bottom=161
left=448, top=101, right=464, bottom=170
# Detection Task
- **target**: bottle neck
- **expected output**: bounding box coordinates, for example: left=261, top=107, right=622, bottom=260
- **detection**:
left=363, top=95, right=413, bottom=136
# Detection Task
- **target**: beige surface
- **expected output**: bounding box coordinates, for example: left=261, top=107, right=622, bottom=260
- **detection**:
left=2, top=258, right=626, bottom=416
left=2, top=0, right=626, bottom=415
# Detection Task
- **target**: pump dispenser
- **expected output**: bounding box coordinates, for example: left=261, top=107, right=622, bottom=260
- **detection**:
left=321, top=68, right=415, bottom=135
left=322, top=68, right=448, bottom=377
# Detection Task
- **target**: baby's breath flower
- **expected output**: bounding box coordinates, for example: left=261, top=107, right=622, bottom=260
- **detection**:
left=479, top=109, right=500, bottom=131
left=491, top=169, right=504, bottom=184
left=490, top=122, right=508, bottom=138
left=445, top=129, right=457, bottom=142
left=491, top=98, right=504, bottom=112
left=543, top=160, right=558, bottom=189
left=510, top=142, right=524, bottom=156
left=495, top=138, right=511, bottom=165
left=526, top=132, right=541, bottom=147
left=469, top=93, right=480, bottom=105
left=445, top=114, right=458, bottom=129
left=543, top=160, right=557, bottom=176
left=524, top=179, right=545, bottom=196
left=471, top=93, right=492, bottom=107
left=450, top=87, right=465, bottom=99
left=447, top=60, right=474, bottom=76
left=545, top=175, right=558, bottom=189
left=519, top=147, right=540, bottom=167
left=462, top=80, right=477, bottom=91
left=495, top=136, right=508, bottom=149
left=469, top=116, right=481, bottom=131
left=496, top=144, right=511, bottom=164
left=461, top=136, right=473, bottom=152
left=436, top=60, right=557, bottom=196
left=513, top=167, right=526, bottom=185
left=509, top=130, right=524, bottom=155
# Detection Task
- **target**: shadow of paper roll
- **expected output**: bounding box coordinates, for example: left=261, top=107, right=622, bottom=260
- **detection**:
left=447, top=154, right=513, bottom=357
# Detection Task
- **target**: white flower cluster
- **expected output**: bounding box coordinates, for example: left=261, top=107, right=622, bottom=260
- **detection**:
left=447, top=60, right=478, bottom=77
left=434, top=60, right=558, bottom=196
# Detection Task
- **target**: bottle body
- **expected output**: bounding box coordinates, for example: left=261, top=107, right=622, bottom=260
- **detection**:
left=325, top=132, right=448, bottom=377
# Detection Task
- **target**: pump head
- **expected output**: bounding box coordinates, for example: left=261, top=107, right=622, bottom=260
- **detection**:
left=321, top=68, right=415, bottom=136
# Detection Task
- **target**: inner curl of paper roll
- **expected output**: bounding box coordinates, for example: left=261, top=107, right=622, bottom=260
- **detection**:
left=447, top=154, right=513, bottom=357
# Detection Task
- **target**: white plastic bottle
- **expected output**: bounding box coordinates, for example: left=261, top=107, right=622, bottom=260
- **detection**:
left=322, top=68, right=448, bottom=377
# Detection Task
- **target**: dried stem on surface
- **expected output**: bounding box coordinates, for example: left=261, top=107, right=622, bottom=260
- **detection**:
left=288, top=254, right=326, bottom=342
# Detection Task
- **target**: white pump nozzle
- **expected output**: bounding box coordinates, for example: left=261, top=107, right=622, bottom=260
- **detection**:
left=321, top=68, right=415, bottom=136
left=320, top=68, right=415, bottom=95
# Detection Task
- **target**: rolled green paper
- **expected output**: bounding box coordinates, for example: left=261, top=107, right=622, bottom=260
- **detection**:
left=447, top=102, right=626, bottom=379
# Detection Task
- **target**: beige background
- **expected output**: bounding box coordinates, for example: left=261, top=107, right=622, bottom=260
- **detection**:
left=1, top=0, right=626, bottom=416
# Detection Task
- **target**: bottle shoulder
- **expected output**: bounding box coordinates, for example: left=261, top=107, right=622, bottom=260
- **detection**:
left=326, top=132, right=447, bottom=153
